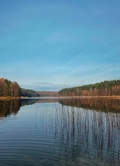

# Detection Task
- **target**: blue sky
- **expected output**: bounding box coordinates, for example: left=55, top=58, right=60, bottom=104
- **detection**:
left=0, top=0, right=120, bottom=90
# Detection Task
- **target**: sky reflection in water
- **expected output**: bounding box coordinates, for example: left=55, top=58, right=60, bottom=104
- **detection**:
left=0, top=98, right=119, bottom=166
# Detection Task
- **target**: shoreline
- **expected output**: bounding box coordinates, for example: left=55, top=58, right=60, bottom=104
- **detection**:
left=0, top=97, right=20, bottom=100
left=58, top=96, right=120, bottom=100
left=0, top=95, right=120, bottom=100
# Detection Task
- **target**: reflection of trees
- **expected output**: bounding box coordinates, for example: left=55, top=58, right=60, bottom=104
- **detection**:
left=59, top=98, right=120, bottom=112
left=20, top=99, right=58, bottom=106
left=0, top=98, right=59, bottom=118
left=54, top=104, right=120, bottom=165
left=0, top=100, right=20, bottom=117
left=20, top=99, right=38, bottom=106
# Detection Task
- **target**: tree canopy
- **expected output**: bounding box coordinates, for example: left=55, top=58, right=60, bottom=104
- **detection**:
left=0, top=78, right=20, bottom=97
left=0, top=78, right=40, bottom=97
left=59, top=80, right=120, bottom=96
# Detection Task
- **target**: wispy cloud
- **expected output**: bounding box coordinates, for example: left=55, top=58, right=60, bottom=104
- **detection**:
left=0, top=0, right=120, bottom=90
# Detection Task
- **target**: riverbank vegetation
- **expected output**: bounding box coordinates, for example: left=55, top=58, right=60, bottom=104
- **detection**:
left=59, top=80, right=120, bottom=96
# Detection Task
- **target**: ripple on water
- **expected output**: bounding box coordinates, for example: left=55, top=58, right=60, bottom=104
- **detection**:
left=0, top=101, right=120, bottom=166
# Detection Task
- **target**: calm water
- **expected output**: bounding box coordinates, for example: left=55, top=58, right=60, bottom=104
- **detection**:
left=0, top=98, right=120, bottom=166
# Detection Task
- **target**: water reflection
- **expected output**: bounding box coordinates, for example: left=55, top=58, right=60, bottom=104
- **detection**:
left=0, top=99, right=59, bottom=118
left=59, top=98, right=120, bottom=112
left=0, top=100, right=20, bottom=118
left=0, top=98, right=119, bottom=165
left=54, top=106, right=120, bottom=165
left=54, top=99, right=120, bottom=165
left=20, top=99, right=38, bottom=106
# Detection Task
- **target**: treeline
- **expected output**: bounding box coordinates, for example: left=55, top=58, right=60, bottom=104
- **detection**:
left=0, top=78, right=20, bottom=97
left=0, top=78, right=40, bottom=97
left=59, top=80, right=120, bottom=96
left=21, top=88, right=40, bottom=97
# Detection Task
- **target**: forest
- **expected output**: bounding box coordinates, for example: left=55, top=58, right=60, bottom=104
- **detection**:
left=1, top=78, right=120, bottom=98
left=59, top=80, right=120, bottom=96
left=0, top=78, right=40, bottom=97
left=0, top=78, right=20, bottom=97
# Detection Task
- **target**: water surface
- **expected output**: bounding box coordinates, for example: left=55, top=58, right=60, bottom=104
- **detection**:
left=0, top=98, right=120, bottom=166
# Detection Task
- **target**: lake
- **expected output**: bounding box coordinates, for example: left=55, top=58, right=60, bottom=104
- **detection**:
left=0, top=98, right=120, bottom=166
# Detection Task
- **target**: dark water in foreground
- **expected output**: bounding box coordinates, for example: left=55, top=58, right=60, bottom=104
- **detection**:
left=0, top=98, right=120, bottom=166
